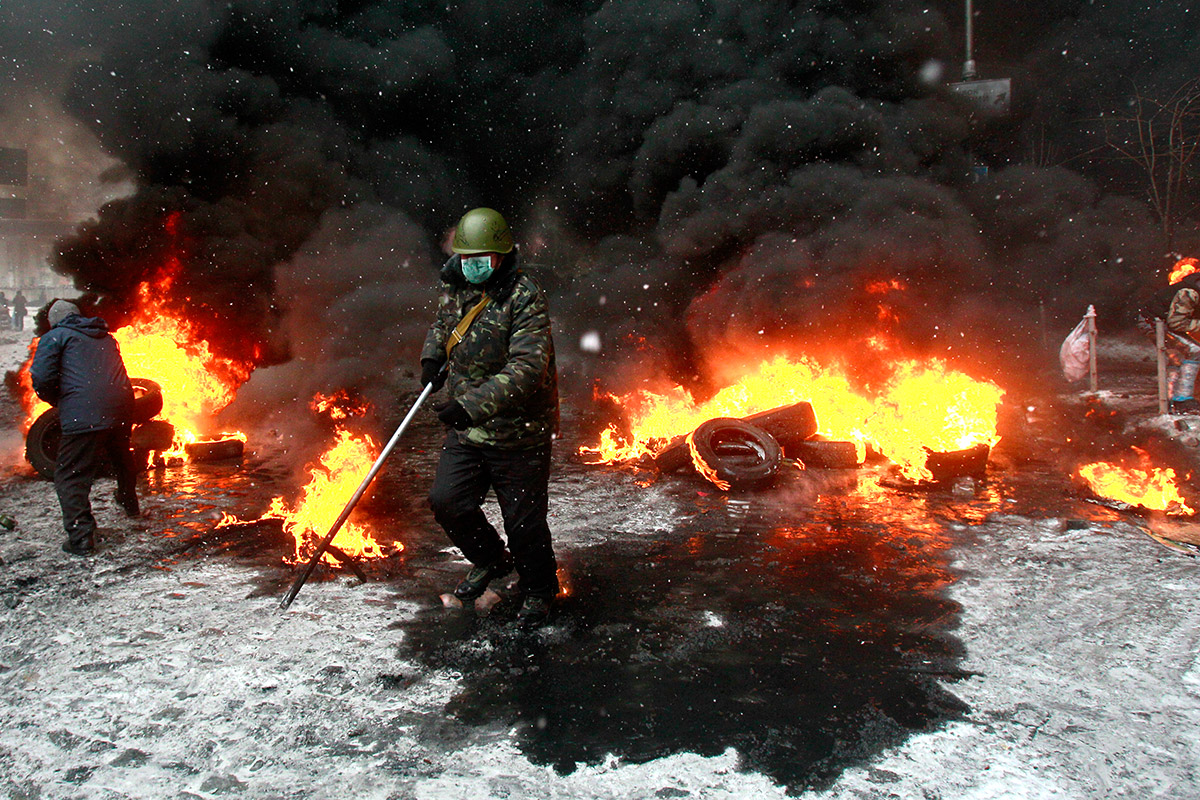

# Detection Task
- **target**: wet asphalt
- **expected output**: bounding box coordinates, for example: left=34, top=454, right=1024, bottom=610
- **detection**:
left=167, top=399, right=1121, bottom=793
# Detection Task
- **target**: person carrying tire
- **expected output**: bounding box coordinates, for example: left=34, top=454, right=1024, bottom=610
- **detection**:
left=30, top=300, right=139, bottom=555
left=420, top=208, right=560, bottom=628
left=1138, top=268, right=1200, bottom=414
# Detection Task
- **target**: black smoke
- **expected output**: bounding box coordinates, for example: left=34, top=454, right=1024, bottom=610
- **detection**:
left=1, top=0, right=1194, bottom=401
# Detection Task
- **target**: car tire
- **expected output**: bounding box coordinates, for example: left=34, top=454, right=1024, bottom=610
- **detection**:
left=792, top=439, right=862, bottom=469
left=25, top=407, right=61, bottom=479
left=689, top=418, right=782, bottom=489
left=184, top=436, right=244, bottom=462
left=653, top=434, right=691, bottom=473
left=743, top=402, right=819, bottom=457
left=924, top=443, right=990, bottom=482
left=130, top=378, right=164, bottom=423
left=131, top=420, right=176, bottom=452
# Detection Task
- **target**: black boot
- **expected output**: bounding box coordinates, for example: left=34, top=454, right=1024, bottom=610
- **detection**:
left=453, top=553, right=514, bottom=601
left=516, top=594, right=553, bottom=628
left=1170, top=398, right=1200, bottom=415
left=115, top=488, right=139, bottom=517
left=62, top=537, right=95, bottom=556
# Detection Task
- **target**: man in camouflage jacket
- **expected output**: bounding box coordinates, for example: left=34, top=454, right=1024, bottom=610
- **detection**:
left=420, top=208, right=559, bottom=626
left=1140, top=267, right=1200, bottom=413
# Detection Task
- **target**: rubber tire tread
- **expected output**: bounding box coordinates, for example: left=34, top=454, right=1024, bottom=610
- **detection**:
left=131, top=420, right=176, bottom=451
left=184, top=437, right=244, bottom=462
left=25, top=408, right=61, bottom=479
left=793, top=439, right=861, bottom=469
left=690, top=418, right=782, bottom=489
left=743, top=403, right=819, bottom=456
left=130, top=378, right=164, bottom=423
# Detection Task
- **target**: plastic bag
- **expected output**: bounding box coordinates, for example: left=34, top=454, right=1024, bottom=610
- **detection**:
left=1059, top=309, right=1093, bottom=382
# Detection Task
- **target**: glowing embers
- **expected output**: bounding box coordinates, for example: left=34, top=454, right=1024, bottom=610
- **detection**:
left=582, top=355, right=1004, bottom=482
left=1077, top=449, right=1194, bottom=516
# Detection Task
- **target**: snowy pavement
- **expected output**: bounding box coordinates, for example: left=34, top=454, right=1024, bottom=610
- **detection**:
left=2, top=328, right=1200, bottom=798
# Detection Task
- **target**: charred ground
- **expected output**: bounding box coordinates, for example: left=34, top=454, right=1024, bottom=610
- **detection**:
left=3, top=328, right=1200, bottom=797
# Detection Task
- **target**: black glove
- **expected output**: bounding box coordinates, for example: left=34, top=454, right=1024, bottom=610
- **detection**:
left=420, top=358, right=446, bottom=391
left=435, top=400, right=473, bottom=430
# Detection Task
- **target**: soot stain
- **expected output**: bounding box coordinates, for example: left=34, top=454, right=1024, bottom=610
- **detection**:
left=396, top=476, right=973, bottom=793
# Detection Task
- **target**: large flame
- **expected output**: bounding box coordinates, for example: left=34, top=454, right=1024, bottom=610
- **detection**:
left=219, top=393, right=395, bottom=564
left=1168, top=257, right=1199, bottom=284
left=257, top=428, right=392, bottom=564
left=1078, top=455, right=1194, bottom=516
left=17, top=275, right=253, bottom=456
left=582, top=355, right=1003, bottom=481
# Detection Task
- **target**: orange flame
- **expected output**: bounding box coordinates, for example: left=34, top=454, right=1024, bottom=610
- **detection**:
left=581, top=355, right=1003, bottom=481
left=17, top=277, right=252, bottom=457
left=686, top=430, right=731, bottom=491
left=1078, top=457, right=1194, bottom=515
left=222, top=426, right=395, bottom=564
left=1168, top=257, right=1199, bottom=284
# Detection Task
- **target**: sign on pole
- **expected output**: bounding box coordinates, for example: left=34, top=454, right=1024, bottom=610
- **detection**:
left=950, top=78, right=1011, bottom=116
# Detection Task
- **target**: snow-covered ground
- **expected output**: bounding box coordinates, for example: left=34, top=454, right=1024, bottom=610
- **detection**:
left=2, top=327, right=1200, bottom=799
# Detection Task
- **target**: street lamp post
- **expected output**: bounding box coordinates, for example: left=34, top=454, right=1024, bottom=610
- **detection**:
left=963, top=0, right=976, bottom=80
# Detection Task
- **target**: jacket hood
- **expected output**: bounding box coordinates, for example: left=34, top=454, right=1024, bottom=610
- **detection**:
left=439, top=252, right=522, bottom=301
left=56, top=314, right=111, bottom=338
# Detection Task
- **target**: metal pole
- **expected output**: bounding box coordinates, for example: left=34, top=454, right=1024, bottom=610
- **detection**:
left=279, top=381, right=438, bottom=610
left=1156, top=319, right=1169, bottom=415
left=963, top=0, right=976, bottom=79
left=1085, top=305, right=1098, bottom=393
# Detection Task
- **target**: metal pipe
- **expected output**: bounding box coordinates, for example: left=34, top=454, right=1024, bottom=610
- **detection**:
left=1157, top=319, right=1169, bottom=415
left=963, top=0, right=976, bottom=79
left=279, top=380, right=438, bottom=610
left=1086, top=305, right=1098, bottom=393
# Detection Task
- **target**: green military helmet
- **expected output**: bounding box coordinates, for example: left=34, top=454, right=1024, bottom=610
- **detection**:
left=452, top=207, right=514, bottom=255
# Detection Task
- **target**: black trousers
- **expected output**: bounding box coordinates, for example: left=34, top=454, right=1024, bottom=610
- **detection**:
left=55, top=425, right=138, bottom=546
left=428, top=433, right=557, bottom=598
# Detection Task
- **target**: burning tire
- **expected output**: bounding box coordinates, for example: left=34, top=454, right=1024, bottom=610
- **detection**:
left=744, top=402, right=819, bottom=457
left=924, top=443, right=990, bottom=482
left=24, top=408, right=61, bottom=479
left=792, top=439, right=862, bottom=469
left=131, top=420, right=176, bottom=452
left=184, top=436, right=244, bottom=462
left=653, top=434, right=691, bottom=473
left=689, top=418, right=782, bottom=489
left=25, top=409, right=165, bottom=479
left=130, top=378, right=164, bottom=423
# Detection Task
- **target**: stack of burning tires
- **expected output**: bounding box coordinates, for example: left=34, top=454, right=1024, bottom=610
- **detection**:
left=23, top=378, right=246, bottom=479
left=651, top=402, right=990, bottom=490
left=652, top=402, right=863, bottom=490
left=24, top=378, right=168, bottom=479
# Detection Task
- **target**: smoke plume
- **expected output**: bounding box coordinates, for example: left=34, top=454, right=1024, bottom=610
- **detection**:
left=1, top=0, right=1194, bottom=404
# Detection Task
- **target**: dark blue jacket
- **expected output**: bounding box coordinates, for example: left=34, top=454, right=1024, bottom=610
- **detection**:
left=30, top=314, right=134, bottom=435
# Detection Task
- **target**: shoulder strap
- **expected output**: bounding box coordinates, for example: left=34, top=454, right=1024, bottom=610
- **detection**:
left=445, top=293, right=491, bottom=358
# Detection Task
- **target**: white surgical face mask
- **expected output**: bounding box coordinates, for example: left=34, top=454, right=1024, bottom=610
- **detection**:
left=461, top=255, right=494, bottom=284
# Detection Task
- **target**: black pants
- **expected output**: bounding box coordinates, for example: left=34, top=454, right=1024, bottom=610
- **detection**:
left=55, top=425, right=138, bottom=547
left=428, top=433, right=557, bottom=598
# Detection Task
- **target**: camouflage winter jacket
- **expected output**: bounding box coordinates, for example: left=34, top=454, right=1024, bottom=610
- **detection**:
left=1167, top=280, right=1200, bottom=336
left=421, top=253, right=559, bottom=449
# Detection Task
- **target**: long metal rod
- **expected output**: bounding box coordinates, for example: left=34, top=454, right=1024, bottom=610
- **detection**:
left=1086, top=305, right=1098, bottom=393
left=963, top=0, right=976, bottom=79
left=1157, top=319, right=1169, bottom=415
left=279, top=381, right=438, bottom=609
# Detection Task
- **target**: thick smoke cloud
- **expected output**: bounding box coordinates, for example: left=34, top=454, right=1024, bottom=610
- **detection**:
left=1, top=0, right=1193, bottom=406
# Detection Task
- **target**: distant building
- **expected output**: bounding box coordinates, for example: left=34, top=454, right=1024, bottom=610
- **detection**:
left=0, top=146, right=74, bottom=293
